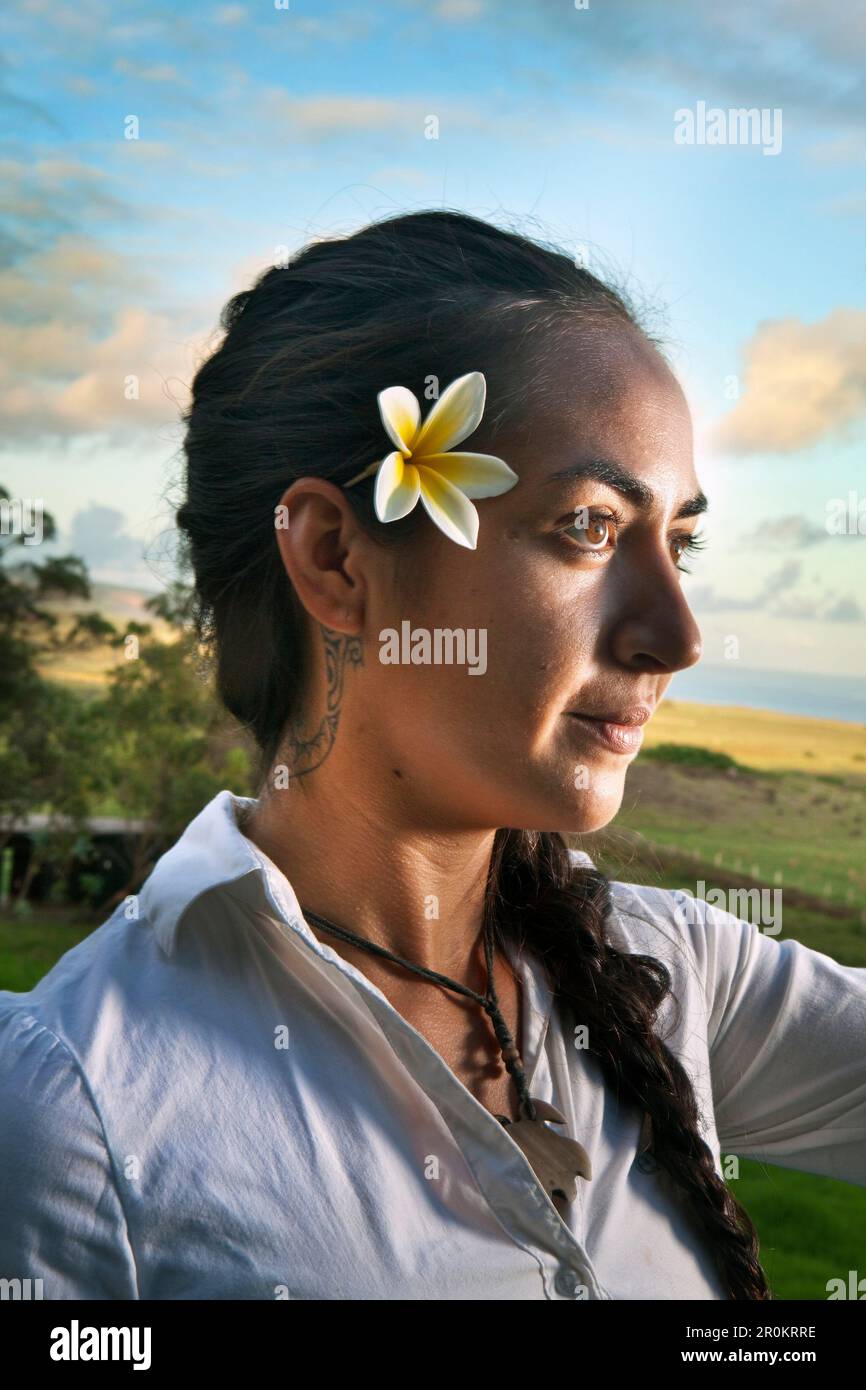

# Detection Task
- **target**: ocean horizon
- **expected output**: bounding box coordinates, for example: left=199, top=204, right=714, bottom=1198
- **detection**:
left=667, top=664, right=866, bottom=726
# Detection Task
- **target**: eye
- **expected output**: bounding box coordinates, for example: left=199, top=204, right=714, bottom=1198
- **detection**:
left=558, top=509, right=707, bottom=572
left=561, top=508, right=620, bottom=554
left=671, top=530, right=707, bottom=573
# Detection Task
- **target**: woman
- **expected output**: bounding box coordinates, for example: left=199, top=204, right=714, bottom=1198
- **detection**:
left=1, top=210, right=864, bottom=1301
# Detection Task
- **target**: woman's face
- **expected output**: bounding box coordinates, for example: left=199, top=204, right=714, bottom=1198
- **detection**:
left=353, top=324, right=704, bottom=835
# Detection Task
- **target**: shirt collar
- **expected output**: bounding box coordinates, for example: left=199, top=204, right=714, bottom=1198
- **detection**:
left=138, top=790, right=560, bottom=1055
left=139, top=788, right=318, bottom=959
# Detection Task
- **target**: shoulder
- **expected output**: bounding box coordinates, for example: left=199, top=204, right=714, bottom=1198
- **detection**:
left=566, top=849, right=866, bottom=1038
left=0, top=900, right=176, bottom=1111
left=0, top=989, right=140, bottom=1297
left=0, top=908, right=165, bottom=1244
left=565, top=847, right=762, bottom=1016
left=568, top=845, right=700, bottom=954
left=0, top=1000, right=97, bottom=1145
left=0, top=998, right=123, bottom=1251
left=0, top=907, right=132, bottom=1115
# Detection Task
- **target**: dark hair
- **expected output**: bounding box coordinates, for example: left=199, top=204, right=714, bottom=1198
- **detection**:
left=178, top=209, right=770, bottom=1299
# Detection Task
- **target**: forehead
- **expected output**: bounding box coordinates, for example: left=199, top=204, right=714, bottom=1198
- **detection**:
left=504, top=324, right=697, bottom=499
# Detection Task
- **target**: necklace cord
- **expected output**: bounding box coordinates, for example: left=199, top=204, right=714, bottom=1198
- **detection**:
left=299, top=905, right=536, bottom=1120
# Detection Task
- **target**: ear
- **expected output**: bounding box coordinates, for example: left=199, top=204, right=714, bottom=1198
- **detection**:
left=273, top=478, right=367, bottom=634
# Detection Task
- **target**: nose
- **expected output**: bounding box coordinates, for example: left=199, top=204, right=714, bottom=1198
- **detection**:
left=607, top=560, right=703, bottom=675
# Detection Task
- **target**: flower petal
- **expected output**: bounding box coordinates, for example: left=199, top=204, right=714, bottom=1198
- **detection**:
left=416, top=452, right=519, bottom=499
left=412, top=372, right=487, bottom=458
left=416, top=465, right=479, bottom=549
left=378, top=386, right=421, bottom=454
left=374, top=452, right=421, bottom=523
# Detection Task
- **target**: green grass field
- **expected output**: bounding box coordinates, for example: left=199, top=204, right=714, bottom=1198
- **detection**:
left=2, top=695, right=865, bottom=1300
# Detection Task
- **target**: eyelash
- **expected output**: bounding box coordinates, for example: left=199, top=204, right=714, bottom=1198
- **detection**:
left=558, top=507, right=707, bottom=573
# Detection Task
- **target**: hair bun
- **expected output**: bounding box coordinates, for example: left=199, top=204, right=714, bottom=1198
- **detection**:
left=220, top=286, right=255, bottom=333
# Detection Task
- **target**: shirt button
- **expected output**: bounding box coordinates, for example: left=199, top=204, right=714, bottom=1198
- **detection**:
left=554, top=1265, right=581, bottom=1298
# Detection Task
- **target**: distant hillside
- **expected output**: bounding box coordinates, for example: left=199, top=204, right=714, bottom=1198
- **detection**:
left=36, top=582, right=177, bottom=688
left=644, top=699, right=866, bottom=775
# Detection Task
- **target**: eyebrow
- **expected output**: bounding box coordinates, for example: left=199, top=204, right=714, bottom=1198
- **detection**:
left=544, top=458, right=708, bottom=519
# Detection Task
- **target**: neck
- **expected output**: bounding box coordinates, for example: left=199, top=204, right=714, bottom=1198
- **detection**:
left=242, top=749, right=498, bottom=985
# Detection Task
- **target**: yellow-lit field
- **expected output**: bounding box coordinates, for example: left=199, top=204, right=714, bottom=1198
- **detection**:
left=646, top=698, right=866, bottom=775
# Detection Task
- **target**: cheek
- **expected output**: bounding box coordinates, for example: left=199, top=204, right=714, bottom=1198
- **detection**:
left=370, top=546, right=605, bottom=745
left=481, top=569, right=605, bottom=714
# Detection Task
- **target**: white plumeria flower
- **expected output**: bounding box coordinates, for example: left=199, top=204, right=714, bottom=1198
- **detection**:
left=345, top=372, right=519, bottom=549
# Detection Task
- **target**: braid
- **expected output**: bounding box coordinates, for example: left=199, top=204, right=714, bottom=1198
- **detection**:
left=487, top=827, right=772, bottom=1300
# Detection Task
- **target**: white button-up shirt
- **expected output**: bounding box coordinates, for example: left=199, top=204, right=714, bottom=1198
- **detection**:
left=1, top=789, right=864, bottom=1300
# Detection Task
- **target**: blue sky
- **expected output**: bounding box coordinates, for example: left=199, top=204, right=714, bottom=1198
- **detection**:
left=2, top=0, right=865, bottom=681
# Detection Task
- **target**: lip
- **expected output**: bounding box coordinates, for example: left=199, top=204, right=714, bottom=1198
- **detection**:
left=566, top=705, right=653, bottom=756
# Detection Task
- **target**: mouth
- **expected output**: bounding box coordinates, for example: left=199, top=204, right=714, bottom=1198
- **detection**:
left=565, top=705, right=653, bottom=756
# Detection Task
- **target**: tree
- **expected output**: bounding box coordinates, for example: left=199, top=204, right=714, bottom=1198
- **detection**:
left=0, top=485, right=130, bottom=877
left=5, top=681, right=106, bottom=905
left=96, top=604, right=250, bottom=907
left=0, top=487, right=101, bottom=853
left=1, top=485, right=250, bottom=910
left=0, top=486, right=90, bottom=717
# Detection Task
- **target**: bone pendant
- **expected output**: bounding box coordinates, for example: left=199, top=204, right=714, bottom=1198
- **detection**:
left=495, top=1097, right=592, bottom=1207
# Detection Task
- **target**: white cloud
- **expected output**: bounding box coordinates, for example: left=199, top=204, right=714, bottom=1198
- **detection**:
left=113, top=57, right=180, bottom=83
left=259, top=91, right=427, bottom=138
left=215, top=4, right=247, bottom=24
left=711, top=308, right=866, bottom=454
left=734, top=514, right=829, bottom=550
left=434, top=0, right=486, bottom=19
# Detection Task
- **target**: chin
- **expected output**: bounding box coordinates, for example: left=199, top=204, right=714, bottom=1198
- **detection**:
left=580, top=810, right=620, bottom=835
left=563, top=802, right=621, bottom=835
left=563, top=763, right=628, bottom=834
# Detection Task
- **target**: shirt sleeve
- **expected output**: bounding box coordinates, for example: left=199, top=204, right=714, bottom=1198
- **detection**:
left=686, top=898, right=866, bottom=1184
left=0, top=1004, right=139, bottom=1299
